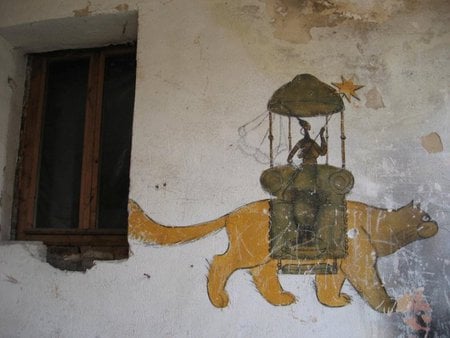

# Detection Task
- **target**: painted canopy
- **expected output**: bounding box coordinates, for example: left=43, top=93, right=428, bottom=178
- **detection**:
left=267, top=74, right=344, bottom=117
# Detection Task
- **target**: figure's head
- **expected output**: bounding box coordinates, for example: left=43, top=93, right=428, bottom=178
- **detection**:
left=298, top=118, right=311, bottom=131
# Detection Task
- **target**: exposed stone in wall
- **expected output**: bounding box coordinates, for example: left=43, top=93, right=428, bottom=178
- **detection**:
left=46, top=246, right=129, bottom=271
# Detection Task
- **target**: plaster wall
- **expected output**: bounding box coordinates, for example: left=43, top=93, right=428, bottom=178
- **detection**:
left=0, top=0, right=449, bottom=337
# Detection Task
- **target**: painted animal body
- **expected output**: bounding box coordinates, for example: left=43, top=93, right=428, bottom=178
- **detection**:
left=128, top=199, right=438, bottom=313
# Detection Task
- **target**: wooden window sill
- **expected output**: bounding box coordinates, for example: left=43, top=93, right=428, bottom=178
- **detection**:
left=18, top=229, right=128, bottom=247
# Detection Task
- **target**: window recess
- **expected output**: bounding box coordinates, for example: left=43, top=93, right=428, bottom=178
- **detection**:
left=15, top=45, right=136, bottom=249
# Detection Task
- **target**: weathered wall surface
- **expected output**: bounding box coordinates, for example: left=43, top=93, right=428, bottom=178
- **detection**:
left=0, top=36, right=25, bottom=241
left=0, top=0, right=449, bottom=337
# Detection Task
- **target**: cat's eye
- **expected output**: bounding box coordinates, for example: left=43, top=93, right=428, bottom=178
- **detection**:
left=421, top=214, right=431, bottom=222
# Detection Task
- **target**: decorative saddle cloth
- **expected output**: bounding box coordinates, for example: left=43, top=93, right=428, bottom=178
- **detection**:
left=260, top=164, right=354, bottom=260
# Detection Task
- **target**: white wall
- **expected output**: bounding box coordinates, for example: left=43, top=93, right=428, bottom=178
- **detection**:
left=0, top=0, right=449, bottom=336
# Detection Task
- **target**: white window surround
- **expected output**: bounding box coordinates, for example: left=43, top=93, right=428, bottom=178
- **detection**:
left=0, top=11, right=138, bottom=53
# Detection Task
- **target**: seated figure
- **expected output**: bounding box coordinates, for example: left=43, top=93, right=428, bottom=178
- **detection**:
left=287, top=118, right=327, bottom=165
left=286, top=118, right=327, bottom=248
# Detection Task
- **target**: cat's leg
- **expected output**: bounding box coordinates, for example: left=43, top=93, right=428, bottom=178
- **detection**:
left=342, top=238, right=396, bottom=313
left=250, top=260, right=296, bottom=306
left=207, top=253, right=241, bottom=308
left=315, top=267, right=351, bottom=307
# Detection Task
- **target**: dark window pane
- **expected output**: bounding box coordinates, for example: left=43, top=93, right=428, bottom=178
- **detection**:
left=97, top=53, right=136, bottom=229
left=36, top=58, right=89, bottom=228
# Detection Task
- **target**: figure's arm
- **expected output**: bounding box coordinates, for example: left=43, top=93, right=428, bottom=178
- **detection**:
left=287, top=142, right=301, bottom=163
left=318, top=127, right=327, bottom=155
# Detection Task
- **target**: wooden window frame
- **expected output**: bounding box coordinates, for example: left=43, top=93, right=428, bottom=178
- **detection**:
left=15, top=45, right=135, bottom=247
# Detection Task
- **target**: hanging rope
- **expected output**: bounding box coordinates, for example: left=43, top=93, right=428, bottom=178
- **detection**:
left=340, top=111, right=346, bottom=169
left=288, top=116, right=292, bottom=151
left=325, top=115, right=329, bottom=165
left=269, top=111, right=274, bottom=167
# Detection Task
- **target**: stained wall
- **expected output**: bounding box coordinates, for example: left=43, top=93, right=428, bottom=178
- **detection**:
left=0, top=0, right=449, bottom=336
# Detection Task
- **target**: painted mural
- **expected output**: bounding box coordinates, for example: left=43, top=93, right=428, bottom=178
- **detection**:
left=128, top=74, right=439, bottom=332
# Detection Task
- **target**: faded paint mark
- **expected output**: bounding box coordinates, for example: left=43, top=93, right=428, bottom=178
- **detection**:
left=421, top=132, right=443, bottom=153
left=241, top=5, right=261, bottom=19
left=365, top=87, right=385, bottom=109
left=400, top=288, right=432, bottom=335
left=115, top=3, right=129, bottom=12
left=73, top=1, right=92, bottom=17
left=7, top=77, right=17, bottom=91
left=3, top=274, right=19, bottom=284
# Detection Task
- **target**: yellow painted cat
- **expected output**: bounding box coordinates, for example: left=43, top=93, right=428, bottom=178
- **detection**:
left=128, top=199, right=438, bottom=313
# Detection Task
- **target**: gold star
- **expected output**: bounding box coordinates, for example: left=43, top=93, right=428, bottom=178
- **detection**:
left=332, top=76, right=364, bottom=102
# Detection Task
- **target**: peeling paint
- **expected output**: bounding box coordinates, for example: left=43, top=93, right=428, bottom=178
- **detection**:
left=115, top=3, right=129, bottom=12
left=206, top=0, right=442, bottom=81
left=265, top=0, right=412, bottom=44
left=265, top=0, right=345, bottom=44
left=73, top=1, right=92, bottom=17
left=421, top=132, right=443, bottom=153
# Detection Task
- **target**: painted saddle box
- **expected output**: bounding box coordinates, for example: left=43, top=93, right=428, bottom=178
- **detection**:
left=261, top=164, right=354, bottom=260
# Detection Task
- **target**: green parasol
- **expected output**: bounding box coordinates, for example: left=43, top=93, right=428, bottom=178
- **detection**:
left=267, top=74, right=344, bottom=117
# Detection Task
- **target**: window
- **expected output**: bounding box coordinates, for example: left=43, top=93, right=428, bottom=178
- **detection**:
left=15, top=45, right=136, bottom=260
